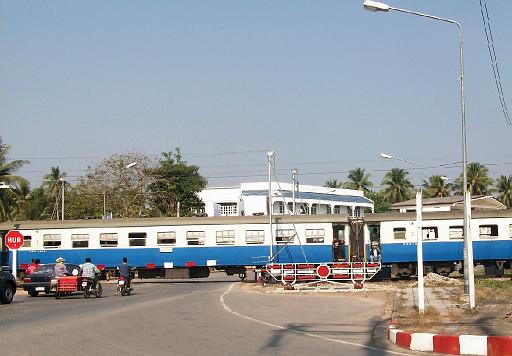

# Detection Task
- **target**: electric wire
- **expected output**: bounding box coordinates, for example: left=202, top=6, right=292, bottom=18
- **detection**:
left=478, top=0, right=511, bottom=125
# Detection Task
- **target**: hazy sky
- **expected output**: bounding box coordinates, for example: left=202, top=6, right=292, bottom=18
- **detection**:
left=1, top=1, right=511, bottom=190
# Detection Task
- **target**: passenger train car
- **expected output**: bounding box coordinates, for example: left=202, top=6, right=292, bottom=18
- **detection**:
left=366, top=210, right=512, bottom=277
left=0, top=215, right=350, bottom=279
left=1, top=210, right=511, bottom=280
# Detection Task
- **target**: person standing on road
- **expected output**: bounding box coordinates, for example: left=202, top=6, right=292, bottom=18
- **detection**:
left=81, top=257, right=100, bottom=288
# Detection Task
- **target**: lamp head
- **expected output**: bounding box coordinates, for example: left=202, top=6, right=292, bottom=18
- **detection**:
left=380, top=153, right=393, bottom=159
left=126, top=162, right=138, bottom=169
left=363, top=0, right=391, bottom=12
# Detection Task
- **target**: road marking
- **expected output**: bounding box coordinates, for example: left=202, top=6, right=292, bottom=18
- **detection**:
left=220, top=283, right=409, bottom=355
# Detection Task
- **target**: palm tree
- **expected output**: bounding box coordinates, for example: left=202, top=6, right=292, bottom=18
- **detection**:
left=453, top=162, right=493, bottom=195
left=381, top=168, right=414, bottom=204
left=423, top=175, right=453, bottom=198
left=43, top=166, right=68, bottom=220
left=343, top=168, right=373, bottom=193
left=324, top=179, right=343, bottom=188
left=495, top=175, right=512, bottom=208
left=0, top=139, right=29, bottom=221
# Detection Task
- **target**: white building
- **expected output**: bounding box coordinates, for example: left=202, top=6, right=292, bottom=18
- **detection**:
left=198, top=182, right=374, bottom=217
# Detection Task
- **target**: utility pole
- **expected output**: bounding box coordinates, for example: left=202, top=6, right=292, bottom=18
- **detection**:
left=292, top=169, right=298, bottom=215
left=416, top=190, right=425, bottom=314
left=60, top=177, right=65, bottom=221
left=267, top=150, right=274, bottom=262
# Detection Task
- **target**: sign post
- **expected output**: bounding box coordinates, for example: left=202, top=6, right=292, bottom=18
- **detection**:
left=5, top=230, right=24, bottom=279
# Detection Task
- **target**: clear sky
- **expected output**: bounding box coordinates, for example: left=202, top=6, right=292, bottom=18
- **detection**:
left=1, top=0, right=511, bottom=190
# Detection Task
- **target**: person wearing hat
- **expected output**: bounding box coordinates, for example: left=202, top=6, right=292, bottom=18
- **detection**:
left=54, top=257, right=69, bottom=277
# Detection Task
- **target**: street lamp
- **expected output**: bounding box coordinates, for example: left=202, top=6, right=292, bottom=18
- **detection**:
left=380, top=152, right=419, bottom=165
left=366, top=1, right=475, bottom=309
left=59, top=177, right=65, bottom=221
left=125, top=161, right=145, bottom=217
left=380, top=153, right=425, bottom=313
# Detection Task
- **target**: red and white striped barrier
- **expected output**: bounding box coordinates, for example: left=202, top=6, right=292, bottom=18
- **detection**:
left=388, top=321, right=512, bottom=355
left=264, top=262, right=381, bottom=285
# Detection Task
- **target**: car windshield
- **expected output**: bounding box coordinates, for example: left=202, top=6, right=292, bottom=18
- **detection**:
left=34, top=264, right=56, bottom=273
left=34, top=264, right=79, bottom=274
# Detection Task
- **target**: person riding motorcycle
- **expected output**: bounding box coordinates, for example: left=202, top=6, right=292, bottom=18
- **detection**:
left=81, top=257, right=100, bottom=289
left=118, top=257, right=133, bottom=291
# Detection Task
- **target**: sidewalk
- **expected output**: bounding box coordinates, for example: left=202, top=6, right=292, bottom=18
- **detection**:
left=388, top=275, right=512, bottom=355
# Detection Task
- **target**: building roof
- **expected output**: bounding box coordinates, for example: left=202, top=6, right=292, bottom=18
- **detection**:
left=392, top=195, right=506, bottom=210
left=242, top=189, right=374, bottom=205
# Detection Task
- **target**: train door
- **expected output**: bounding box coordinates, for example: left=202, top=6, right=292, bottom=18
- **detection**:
left=368, top=224, right=381, bottom=262
left=349, top=218, right=364, bottom=262
left=332, top=224, right=346, bottom=261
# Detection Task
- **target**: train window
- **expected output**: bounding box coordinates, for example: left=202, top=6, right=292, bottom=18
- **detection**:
left=100, top=233, right=118, bottom=247
left=22, top=236, right=32, bottom=248
left=276, top=229, right=295, bottom=243
left=186, top=231, right=205, bottom=245
left=422, top=227, right=438, bottom=240
left=128, top=232, right=147, bottom=246
left=326, top=205, right=332, bottom=214
left=216, top=230, right=235, bottom=245
left=71, top=234, right=89, bottom=248
left=479, top=225, right=499, bottom=239
left=305, top=229, right=324, bottom=243
left=449, top=226, right=464, bottom=239
left=393, top=228, right=406, bottom=240
left=246, top=230, right=265, bottom=244
left=157, top=231, right=176, bottom=246
left=334, top=206, right=341, bottom=214
left=43, top=234, right=61, bottom=248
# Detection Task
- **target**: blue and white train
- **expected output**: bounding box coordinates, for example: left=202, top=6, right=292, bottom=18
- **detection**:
left=1, top=210, right=511, bottom=280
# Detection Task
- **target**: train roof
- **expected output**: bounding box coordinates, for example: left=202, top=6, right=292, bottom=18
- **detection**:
left=365, top=209, right=512, bottom=222
left=0, top=214, right=351, bottom=231
left=2, top=209, right=512, bottom=231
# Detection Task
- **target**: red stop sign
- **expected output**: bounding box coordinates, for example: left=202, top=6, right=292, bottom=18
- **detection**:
left=5, top=230, right=24, bottom=250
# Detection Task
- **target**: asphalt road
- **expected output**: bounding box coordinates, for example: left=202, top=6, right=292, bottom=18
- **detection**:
left=0, top=275, right=409, bottom=356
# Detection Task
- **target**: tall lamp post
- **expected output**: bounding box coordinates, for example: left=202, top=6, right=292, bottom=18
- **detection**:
left=381, top=153, right=425, bottom=313
left=365, top=1, right=475, bottom=309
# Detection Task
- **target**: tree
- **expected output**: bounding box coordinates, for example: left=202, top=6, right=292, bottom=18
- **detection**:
left=42, top=166, right=68, bottom=220
left=423, top=175, right=452, bottom=198
left=0, top=138, right=29, bottom=221
left=453, top=162, right=493, bottom=195
left=495, top=175, right=512, bottom=208
left=381, top=168, right=414, bottom=204
left=17, top=187, right=51, bottom=221
left=324, top=179, right=343, bottom=188
left=66, top=153, right=155, bottom=219
left=343, top=168, right=373, bottom=193
left=365, top=190, right=391, bottom=213
left=147, top=148, right=207, bottom=217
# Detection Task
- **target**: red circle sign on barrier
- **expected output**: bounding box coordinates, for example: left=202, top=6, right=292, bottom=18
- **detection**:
left=316, top=265, right=330, bottom=278
left=5, top=230, right=24, bottom=250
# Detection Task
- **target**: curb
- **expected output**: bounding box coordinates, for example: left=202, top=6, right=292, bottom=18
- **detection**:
left=388, top=320, right=512, bottom=355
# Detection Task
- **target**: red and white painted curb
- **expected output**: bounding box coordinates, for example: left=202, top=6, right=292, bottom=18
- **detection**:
left=388, top=320, right=512, bottom=355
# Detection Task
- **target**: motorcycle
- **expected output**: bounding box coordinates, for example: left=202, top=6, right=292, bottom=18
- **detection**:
left=82, top=274, right=103, bottom=299
left=118, top=269, right=135, bottom=296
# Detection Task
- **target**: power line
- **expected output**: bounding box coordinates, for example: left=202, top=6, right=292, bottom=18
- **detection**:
left=479, top=0, right=511, bottom=125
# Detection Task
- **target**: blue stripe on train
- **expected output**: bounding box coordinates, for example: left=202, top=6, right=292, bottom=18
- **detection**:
left=12, top=245, right=334, bottom=268
left=381, top=240, right=512, bottom=263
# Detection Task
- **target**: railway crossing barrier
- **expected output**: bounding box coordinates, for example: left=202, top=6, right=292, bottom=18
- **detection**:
left=261, top=262, right=381, bottom=286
